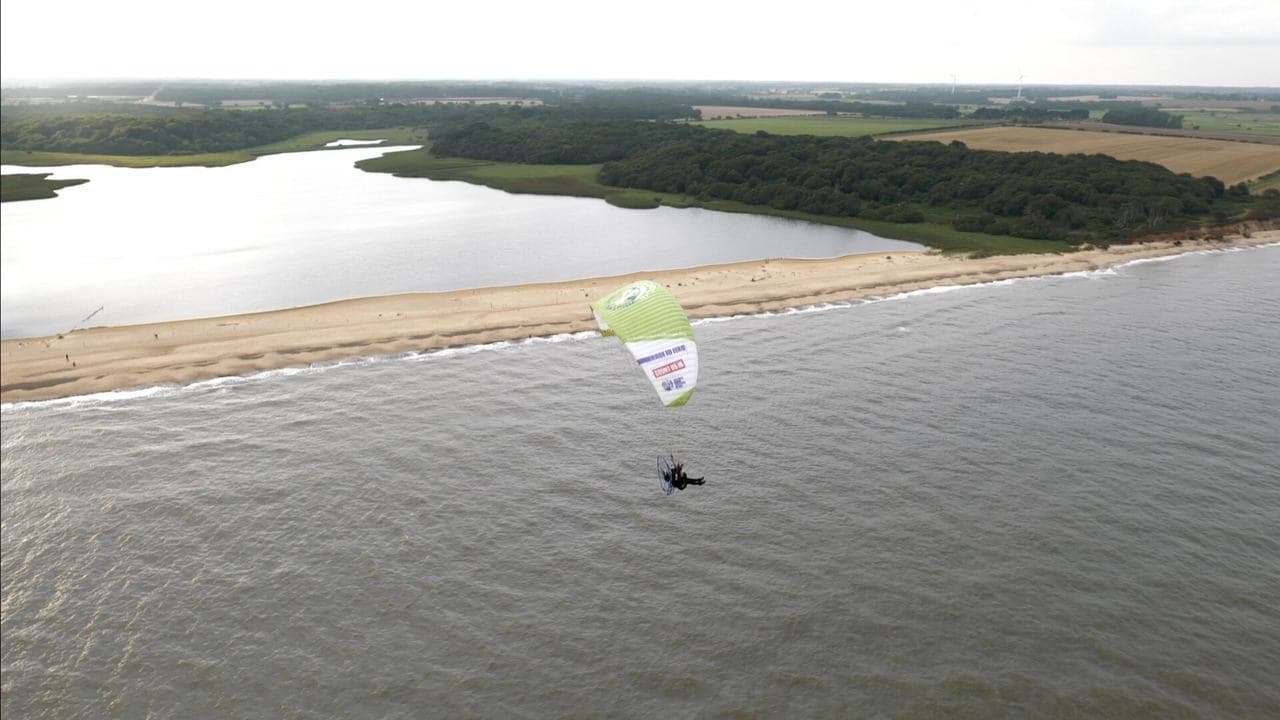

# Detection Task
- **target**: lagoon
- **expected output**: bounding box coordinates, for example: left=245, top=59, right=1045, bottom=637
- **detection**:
left=1, top=146, right=921, bottom=339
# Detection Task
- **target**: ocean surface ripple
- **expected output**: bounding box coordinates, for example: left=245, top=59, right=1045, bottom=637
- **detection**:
left=3, top=247, right=1279, bottom=718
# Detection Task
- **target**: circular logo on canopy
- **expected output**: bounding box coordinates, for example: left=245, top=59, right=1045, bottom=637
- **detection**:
left=604, top=282, right=654, bottom=311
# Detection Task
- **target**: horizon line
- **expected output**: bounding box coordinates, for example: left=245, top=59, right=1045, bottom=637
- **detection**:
left=2, top=77, right=1277, bottom=92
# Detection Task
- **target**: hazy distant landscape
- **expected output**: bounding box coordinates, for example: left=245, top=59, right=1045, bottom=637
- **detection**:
left=4, top=79, right=1278, bottom=255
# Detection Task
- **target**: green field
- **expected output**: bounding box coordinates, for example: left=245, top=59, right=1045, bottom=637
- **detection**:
left=356, top=144, right=1068, bottom=255
left=694, top=116, right=977, bottom=137
left=0, top=148, right=256, bottom=168
left=0, top=127, right=427, bottom=169
left=0, top=173, right=89, bottom=202
left=1178, top=111, right=1280, bottom=135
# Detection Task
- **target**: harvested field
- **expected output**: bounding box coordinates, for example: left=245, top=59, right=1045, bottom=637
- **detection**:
left=892, top=126, right=1280, bottom=184
left=1039, top=121, right=1280, bottom=145
left=695, top=105, right=824, bottom=119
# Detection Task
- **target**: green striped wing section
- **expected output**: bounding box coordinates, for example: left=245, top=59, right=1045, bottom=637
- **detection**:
left=592, top=280, right=698, bottom=407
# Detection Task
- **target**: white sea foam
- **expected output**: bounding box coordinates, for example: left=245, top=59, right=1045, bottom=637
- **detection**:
left=2, top=329, right=615, bottom=413
left=1111, top=244, right=1250, bottom=269
left=691, top=241, right=1278, bottom=324
left=8, top=243, right=1273, bottom=413
left=1057, top=267, right=1119, bottom=279
left=2, top=384, right=179, bottom=412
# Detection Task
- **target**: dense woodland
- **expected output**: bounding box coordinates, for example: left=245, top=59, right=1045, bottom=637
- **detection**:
left=1101, top=106, right=1185, bottom=128
left=427, top=116, right=1259, bottom=244
left=3, top=107, right=390, bottom=154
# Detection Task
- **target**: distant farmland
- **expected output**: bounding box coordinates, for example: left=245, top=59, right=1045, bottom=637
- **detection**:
left=1178, top=111, right=1280, bottom=136
left=694, top=105, right=824, bottom=119
left=695, top=115, right=970, bottom=137
left=892, top=126, right=1280, bottom=185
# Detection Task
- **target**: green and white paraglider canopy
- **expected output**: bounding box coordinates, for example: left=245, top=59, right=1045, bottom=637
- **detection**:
left=591, top=280, right=699, bottom=407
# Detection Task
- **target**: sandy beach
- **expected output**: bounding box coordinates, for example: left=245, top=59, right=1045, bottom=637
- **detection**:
left=3, top=229, right=1276, bottom=403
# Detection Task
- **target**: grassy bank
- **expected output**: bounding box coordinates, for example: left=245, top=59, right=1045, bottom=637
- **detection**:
left=0, top=173, right=90, bottom=201
left=356, top=144, right=1064, bottom=255
left=1251, top=170, right=1280, bottom=193
left=1, top=149, right=256, bottom=168
left=0, top=127, right=426, bottom=169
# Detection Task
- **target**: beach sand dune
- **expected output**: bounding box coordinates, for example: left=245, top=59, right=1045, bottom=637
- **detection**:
left=3, top=229, right=1275, bottom=403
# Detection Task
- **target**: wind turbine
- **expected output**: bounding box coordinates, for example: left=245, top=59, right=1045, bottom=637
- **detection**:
left=1015, top=72, right=1027, bottom=101
left=948, top=73, right=957, bottom=94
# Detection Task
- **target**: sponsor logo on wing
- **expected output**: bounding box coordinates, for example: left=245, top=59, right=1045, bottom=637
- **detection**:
left=652, top=359, right=686, bottom=378
left=636, top=344, right=687, bottom=365
left=604, top=283, right=654, bottom=311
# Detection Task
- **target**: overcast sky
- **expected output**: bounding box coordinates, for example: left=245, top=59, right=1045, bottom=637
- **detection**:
left=2, top=0, right=1276, bottom=88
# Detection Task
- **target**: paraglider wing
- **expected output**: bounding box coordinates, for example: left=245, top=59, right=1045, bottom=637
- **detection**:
left=591, top=280, right=698, bottom=407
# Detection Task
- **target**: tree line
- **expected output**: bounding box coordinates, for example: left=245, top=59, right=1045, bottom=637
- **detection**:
left=741, top=98, right=962, bottom=119
left=970, top=107, right=1090, bottom=122
left=1, top=106, right=429, bottom=155
left=0, top=102, right=695, bottom=156
left=1101, top=106, right=1184, bottom=128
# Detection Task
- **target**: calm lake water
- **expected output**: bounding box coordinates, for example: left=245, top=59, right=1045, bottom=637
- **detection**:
left=0, top=146, right=920, bottom=338
left=3, top=245, right=1278, bottom=718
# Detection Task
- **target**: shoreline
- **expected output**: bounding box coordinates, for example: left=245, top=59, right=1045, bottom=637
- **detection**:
left=3, top=231, right=1276, bottom=404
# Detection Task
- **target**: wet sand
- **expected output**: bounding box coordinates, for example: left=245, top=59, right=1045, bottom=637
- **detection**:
left=3, top=230, right=1275, bottom=403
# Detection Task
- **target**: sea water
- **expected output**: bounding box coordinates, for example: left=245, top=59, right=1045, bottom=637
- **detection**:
left=3, top=246, right=1278, bottom=717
